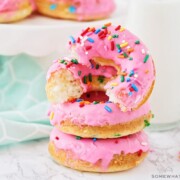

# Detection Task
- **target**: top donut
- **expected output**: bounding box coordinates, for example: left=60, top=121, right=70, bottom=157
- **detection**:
left=46, top=23, right=155, bottom=112
left=68, top=23, right=155, bottom=111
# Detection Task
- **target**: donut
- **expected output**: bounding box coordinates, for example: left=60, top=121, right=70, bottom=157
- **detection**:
left=49, top=90, right=152, bottom=138
left=0, top=0, right=35, bottom=23
left=35, top=0, right=115, bottom=21
left=49, top=128, right=149, bottom=172
left=68, top=23, right=156, bottom=111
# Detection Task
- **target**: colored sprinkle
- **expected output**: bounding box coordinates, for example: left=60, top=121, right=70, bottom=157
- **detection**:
left=71, top=59, right=78, bottom=64
left=123, top=52, right=128, bottom=58
left=120, top=42, right=128, bottom=48
left=115, top=140, right=119, bottom=144
left=135, top=40, right=140, bottom=44
left=108, top=36, right=112, bottom=40
left=55, top=136, right=59, bottom=140
left=83, top=76, right=87, bottom=84
left=69, top=36, right=76, bottom=44
left=131, top=84, right=138, bottom=92
left=98, top=76, right=105, bottom=83
left=104, top=22, right=112, bottom=27
left=102, top=26, right=107, bottom=29
left=104, top=105, right=112, bottom=113
left=85, top=46, right=92, bottom=51
left=129, top=57, right=133, bottom=61
left=118, top=54, right=125, bottom=58
left=116, top=44, right=121, bottom=50
left=49, top=112, right=54, bottom=120
left=111, top=82, right=118, bottom=86
left=88, top=73, right=92, bottom=82
left=78, top=71, right=82, bottom=76
left=93, top=138, right=97, bottom=142
left=137, top=150, right=143, bottom=157
left=121, top=75, right=125, bottom=82
left=126, top=77, right=131, bottom=82
left=144, top=120, right=151, bottom=127
left=79, top=101, right=85, bottom=107
left=141, top=49, right=145, bottom=54
left=120, top=27, right=125, bottom=32
left=114, top=133, right=121, bottom=137
left=95, top=64, right=100, bottom=69
left=76, top=99, right=83, bottom=102
left=77, top=37, right=80, bottom=43
left=115, top=25, right=121, bottom=31
left=94, top=29, right=101, bottom=34
left=87, top=37, right=95, bottom=43
left=112, top=34, right=119, bottom=38
left=69, top=6, right=76, bottom=13
left=50, top=4, right=57, bottom=10
left=144, top=54, right=149, bottom=63
left=81, top=27, right=90, bottom=36
left=111, top=41, right=115, bottom=51
left=98, top=31, right=104, bottom=37
left=118, top=49, right=122, bottom=53
left=129, top=70, right=134, bottom=77
left=127, top=48, right=134, bottom=53
left=76, top=136, right=81, bottom=140
left=60, top=59, right=65, bottom=64
left=93, top=101, right=99, bottom=104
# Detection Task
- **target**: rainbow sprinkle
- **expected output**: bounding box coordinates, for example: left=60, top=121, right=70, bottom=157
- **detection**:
left=104, top=105, right=112, bottom=112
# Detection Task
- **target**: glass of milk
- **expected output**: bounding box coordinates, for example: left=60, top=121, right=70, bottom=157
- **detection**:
left=126, top=0, right=180, bottom=130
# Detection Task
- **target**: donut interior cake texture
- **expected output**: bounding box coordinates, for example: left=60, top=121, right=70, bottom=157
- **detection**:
left=0, top=0, right=35, bottom=23
left=35, top=0, right=115, bottom=21
left=46, top=23, right=155, bottom=172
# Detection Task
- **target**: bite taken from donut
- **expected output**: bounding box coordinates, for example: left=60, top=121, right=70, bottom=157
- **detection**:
left=46, top=23, right=155, bottom=112
left=35, top=0, right=115, bottom=21
left=49, top=128, right=149, bottom=172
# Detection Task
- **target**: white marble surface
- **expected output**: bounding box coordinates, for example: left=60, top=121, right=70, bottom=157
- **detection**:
left=0, top=126, right=180, bottom=180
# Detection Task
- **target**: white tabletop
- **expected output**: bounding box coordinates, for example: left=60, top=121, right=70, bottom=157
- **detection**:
left=0, top=126, right=180, bottom=180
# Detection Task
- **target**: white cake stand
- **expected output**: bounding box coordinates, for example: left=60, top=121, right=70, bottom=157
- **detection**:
left=0, top=0, right=128, bottom=57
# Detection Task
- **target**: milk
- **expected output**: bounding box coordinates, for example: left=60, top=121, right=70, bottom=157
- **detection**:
left=126, top=0, right=180, bottom=129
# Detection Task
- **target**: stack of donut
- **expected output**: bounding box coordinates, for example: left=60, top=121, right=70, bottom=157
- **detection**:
left=46, top=23, right=155, bottom=172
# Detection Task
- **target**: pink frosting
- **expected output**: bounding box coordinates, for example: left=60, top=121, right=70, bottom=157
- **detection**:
left=69, top=24, right=155, bottom=111
left=49, top=0, right=115, bottom=20
left=0, top=0, right=35, bottom=12
left=47, top=58, right=117, bottom=91
left=50, top=128, right=149, bottom=169
left=49, top=99, right=151, bottom=126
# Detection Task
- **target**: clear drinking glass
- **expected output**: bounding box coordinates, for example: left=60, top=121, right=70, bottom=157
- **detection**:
left=126, top=0, right=180, bottom=131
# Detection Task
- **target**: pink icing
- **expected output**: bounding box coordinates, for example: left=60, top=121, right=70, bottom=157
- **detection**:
left=49, top=100, right=151, bottom=126
left=49, top=0, right=115, bottom=20
left=50, top=128, right=149, bottom=169
left=47, top=58, right=117, bottom=91
left=69, top=24, right=155, bottom=111
left=0, top=0, right=36, bottom=12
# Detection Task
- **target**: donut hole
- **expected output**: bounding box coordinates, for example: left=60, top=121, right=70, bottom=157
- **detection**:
left=80, top=91, right=109, bottom=102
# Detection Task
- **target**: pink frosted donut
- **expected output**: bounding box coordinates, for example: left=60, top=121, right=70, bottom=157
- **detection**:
left=35, top=0, right=115, bottom=21
left=49, top=128, right=149, bottom=172
left=0, top=0, right=35, bottom=23
left=69, top=23, right=156, bottom=111
left=49, top=92, right=152, bottom=138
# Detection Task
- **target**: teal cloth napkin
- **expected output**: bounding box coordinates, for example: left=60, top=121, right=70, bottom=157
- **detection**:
left=0, top=54, right=52, bottom=146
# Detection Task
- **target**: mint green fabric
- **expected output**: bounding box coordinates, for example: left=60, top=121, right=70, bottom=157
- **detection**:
left=0, top=54, right=52, bottom=146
